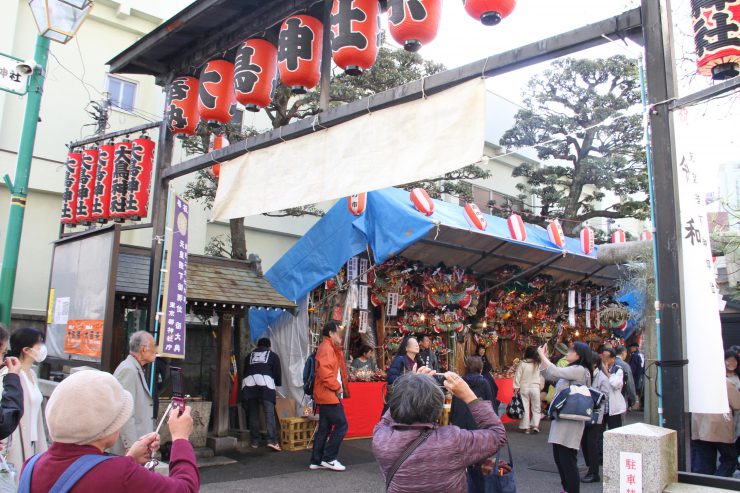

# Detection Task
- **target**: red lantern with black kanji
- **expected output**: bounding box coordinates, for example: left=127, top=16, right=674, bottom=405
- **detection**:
left=168, top=76, right=200, bottom=135
left=463, top=0, right=516, bottom=26
left=76, top=147, right=99, bottom=224
left=348, top=193, right=367, bottom=215
left=611, top=228, right=626, bottom=244
left=580, top=226, right=595, bottom=255
left=278, top=15, right=323, bottom=94
left=125, top=136, right=156, bottom=220
left=61, top=151, right=82, bottom=224
left=109, top=140, right=132, bottom=221
left=464, top=203, right=488, bottom=230
left=199, top=60, right=235, bottom=124
left=331, top=0, right=380, bottom=75
left=691, top=0, right=740, bottom=80
left=410, top=187, right=434, bottom=216
left=210, top=134, right=229, bottom=179
left=507, top=213, right=526, bottom=241
left=387, top=0, right=442, bottom=52
left=235, top=39, right=278, bottom=112
left=92, top=142, right=114, bottom=223
left=547, top=219, right=566, bottom=248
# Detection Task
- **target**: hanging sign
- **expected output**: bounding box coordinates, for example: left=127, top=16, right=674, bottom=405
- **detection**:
left=359, top=310, right=369, bottom=334
left=359, top=258, right=369, bottom=282
left=76, top=147, right=99, bottom=224
left=386, top=292, right=399, bottom=317
left=347, top=256, right=359, bottom=281
left=0, top=52, right=29, bottom=95
left=568, top=290, right=576, bottom=326
left=60, top=151, right=82, bottom=224
left=359, top=285, right=369, bottom=310
left=125, top=136, right=156, bottom=220
left=109, top=140, right=132, bottom=220
left=158, top=192, right=189, bottom=359
left=585, top=293, right=592, bottom=329
left=64, top=320, right=103, bottom=358
left=92, top=143, right=114, bottom=222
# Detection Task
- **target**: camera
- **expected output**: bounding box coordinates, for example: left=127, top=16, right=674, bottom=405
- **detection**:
left=16, top=59, right=38, bottom=76
left=433, top=373, right=447, bottom=385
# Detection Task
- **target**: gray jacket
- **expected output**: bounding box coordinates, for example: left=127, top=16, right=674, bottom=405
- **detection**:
left=110, top=355, right=154, bottom=455
left=614, top=357, right=637, bottom=405
left=543, top=364, right=591, bottom=450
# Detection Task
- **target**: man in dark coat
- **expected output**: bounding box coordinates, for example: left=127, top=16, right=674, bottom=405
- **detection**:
left=0, top=324, right=22, bottom=441
left=242, top=337, right=283, bottom=451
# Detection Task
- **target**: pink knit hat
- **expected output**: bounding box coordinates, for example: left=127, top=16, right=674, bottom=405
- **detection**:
left=45, top=370, right=133, bottom=445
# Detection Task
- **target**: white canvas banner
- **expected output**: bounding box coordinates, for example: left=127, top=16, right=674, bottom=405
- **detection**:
left=675, top=112, right=728, bottom=414
left=213, top=78, right=486, bottom=219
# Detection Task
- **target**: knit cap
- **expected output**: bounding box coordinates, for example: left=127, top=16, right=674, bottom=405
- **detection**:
left=45, top=369, right=133, bottom=445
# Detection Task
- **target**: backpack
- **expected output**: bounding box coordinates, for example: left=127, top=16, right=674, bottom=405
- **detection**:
left=302, top=351, right=317, bottom=396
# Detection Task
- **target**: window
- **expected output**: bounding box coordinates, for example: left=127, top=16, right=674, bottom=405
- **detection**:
left=106, top=75, right=137, bottom=112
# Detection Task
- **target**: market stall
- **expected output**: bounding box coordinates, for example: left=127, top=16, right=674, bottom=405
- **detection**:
left=251, top=187, right=626, bottom=435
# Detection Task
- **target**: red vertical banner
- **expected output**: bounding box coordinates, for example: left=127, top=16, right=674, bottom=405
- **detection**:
left=76, top=147, right=98, bottom=224
left=60, top=151, right=82, bottom=224
left=125, top=137, right=156, bottom=220
left=92, top=143, right=114, bottom=222
left=109, top=140, right=132, bottom=221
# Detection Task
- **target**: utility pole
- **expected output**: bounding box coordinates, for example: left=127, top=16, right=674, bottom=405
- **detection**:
left=0, top=35, right=50, bottom=326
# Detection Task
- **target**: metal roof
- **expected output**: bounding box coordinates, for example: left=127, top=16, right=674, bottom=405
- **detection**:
left=107, top=0, right=323, bottom=82
left=116, top=246, right=295, bottom=309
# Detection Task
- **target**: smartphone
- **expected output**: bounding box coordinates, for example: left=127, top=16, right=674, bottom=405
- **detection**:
left=171, top=366, right=186, bottom=415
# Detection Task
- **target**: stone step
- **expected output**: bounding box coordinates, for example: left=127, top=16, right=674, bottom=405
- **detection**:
left=193, top=447, right=214, bottom=459
left=665, top=483, right=739, bottom=493
left=197, top=456, right=238, bottom=469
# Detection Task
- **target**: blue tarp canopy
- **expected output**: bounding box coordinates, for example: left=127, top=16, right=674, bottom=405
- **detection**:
left=250, top=187, right=622, bottom=340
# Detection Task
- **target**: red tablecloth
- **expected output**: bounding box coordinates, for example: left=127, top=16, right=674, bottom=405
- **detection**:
left=343, top=381, right=385, bottom=438
left=495, top=377, right=516, bottom=423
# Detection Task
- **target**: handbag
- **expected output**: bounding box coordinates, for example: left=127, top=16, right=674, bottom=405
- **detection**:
left=469, top=443, right=517, bottom=493
left=548, top=384, right=603, bottom=422
left=505, top=393, right=524, bottom=420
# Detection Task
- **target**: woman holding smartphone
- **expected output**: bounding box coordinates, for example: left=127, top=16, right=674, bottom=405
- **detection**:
left=537, top=342, right=593, bottom=493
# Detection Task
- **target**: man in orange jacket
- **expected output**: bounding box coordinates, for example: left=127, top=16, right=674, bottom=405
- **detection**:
left=310, top=321, right=351, bottom=472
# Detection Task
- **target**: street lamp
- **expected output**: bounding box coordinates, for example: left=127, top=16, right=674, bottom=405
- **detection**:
left=29, top=0, right=93, bottom=44
left=0, top=1, right=92, bottom=326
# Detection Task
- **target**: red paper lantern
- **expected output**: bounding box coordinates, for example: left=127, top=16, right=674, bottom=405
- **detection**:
left=60, top=151, right=82, bottom=224
left=278, top=15, right=323, bottom=94
left=92, top=143, right=114, bottom=223
left=167, top=76, right=200, bottom=135
left=611, top=228, right=626, bottom=244
left=210, top=134, right=229, bottom=178
left=507, top=213, right=526, bottom=241
left=410, top=187, right=434, bottom=216
left=691, top=0, right=740, bottom=80
left=640, top=230, right=652, bottom=241
left=387, top=0, right=442, bottom=52
left=331, top=0, right=380, bottom=75
left=348, top=193, right=367, bottom=216
left=235, top=39, right=278, bottom=112
left=199, top=59, right=235, bottom=124
left=580, top=226, right=595, bottom=255
left=76, top=147, right=99, bottom=224
left=125, top=136, right=156, bottom=220
left=463, top=0, right=516, bottom=26
left=547, top=220, right=566, bottom=248
left=464, top=203, right=488, bottom=231
left=109, top=140, right=132, bottom=221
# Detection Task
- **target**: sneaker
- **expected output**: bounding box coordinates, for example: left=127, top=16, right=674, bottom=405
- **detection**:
left=309, top=463, right=324, bottom=470
left=524, top=429, right=530, bottom=435
left=249, top=443, right=259, bottom=449
left=321, top=460, right=346, bottom=471
left=532, top=428, right=539, bottom=434
left=267, top=443, right=282, bottom=452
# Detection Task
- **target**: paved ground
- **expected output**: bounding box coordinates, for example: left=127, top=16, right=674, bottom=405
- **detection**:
left=200, top=412, right=644, bottom=492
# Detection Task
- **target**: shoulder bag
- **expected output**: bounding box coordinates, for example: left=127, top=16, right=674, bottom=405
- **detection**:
left=385, top=429, right=432, bottom=492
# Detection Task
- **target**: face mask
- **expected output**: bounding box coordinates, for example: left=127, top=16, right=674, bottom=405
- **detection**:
left=30, top=344, right=47, bottom=363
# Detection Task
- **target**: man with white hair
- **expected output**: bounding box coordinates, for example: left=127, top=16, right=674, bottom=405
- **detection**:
left=111, top=331, right=157, bottom=455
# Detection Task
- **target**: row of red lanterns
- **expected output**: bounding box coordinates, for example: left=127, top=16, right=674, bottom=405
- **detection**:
left=167, top=0, right=517, bottom=136
left=60, top=136, right=156, bottom=225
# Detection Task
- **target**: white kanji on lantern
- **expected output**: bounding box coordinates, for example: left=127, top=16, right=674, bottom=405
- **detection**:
left=547, top=219, right=566, bottom=248
left=464, top=203, right=488, bottom=230
left=507, top=213, right=526, bottom=241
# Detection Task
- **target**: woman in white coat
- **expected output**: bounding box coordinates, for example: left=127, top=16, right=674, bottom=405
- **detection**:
left=1, top=328, right=48, bottom=483
left=513, top=346, right=544, bottom=433
left=600, top=347, right=627, bottom=430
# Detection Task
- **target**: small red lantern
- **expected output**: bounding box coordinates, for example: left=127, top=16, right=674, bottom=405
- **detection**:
left=60, top=151, right=82, bottom=224
left=92, top=143, right=114, bottom=223
left=464, top=203, right=488, bottom=231
left=410, top=188, right=434, bottom=216
left=110, top=140, right=132, bottom=221
left=235, top=39, right=278, bottom=112
left=278, top=15, right=323, bottom=94
left=547, top=219, right=566, bottom=248
left=199, top=60, right=235, bottom=124
left=691, top=0, right=740, bottom=80
left=348, top=193, right=367, bottom=216
left=507, top=213, right=526, bottom=241
left=125, top=136, right=156, bottom=220
left=76, top=147, right=99, bottom=224
left=640, top=230, right=652, bottom=241
left=611, top=228, right=626, bottom=244
left=168, top=76, right=200, bottom=135
left=387, top=0, right=442, bottom=52
left=331, top=0, right=380, bottom=75
left=580, top=226, right=595, bottom=255
left=463, top=0, right=516, bottom=26
left=210, top=134, right=229, bottom=179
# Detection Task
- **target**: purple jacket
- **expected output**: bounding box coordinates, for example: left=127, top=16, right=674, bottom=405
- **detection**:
left=373, top=399, right=507, bottom=493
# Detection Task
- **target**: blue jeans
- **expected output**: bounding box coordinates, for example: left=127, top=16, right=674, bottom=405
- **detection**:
left=690, top=439, right=737, bottom=477
left=248, top=399, right=277, bottom=444
left=310, top=402, right=348, bottom=465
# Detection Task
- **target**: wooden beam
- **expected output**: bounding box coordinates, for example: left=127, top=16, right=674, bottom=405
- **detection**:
left=68, top=121, right=162, bottom=149
left=213, top=312, right=234, bottom=437
left=162, top=8, right=643, bottom=180
left=670, top=75, right=740, bottom=110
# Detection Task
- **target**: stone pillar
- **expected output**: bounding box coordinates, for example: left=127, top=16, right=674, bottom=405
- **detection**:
left=603, top=423, right=677, bottom=493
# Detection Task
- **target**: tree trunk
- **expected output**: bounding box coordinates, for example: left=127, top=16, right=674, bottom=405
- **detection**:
left=229, top=217, right=248, bottom=260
